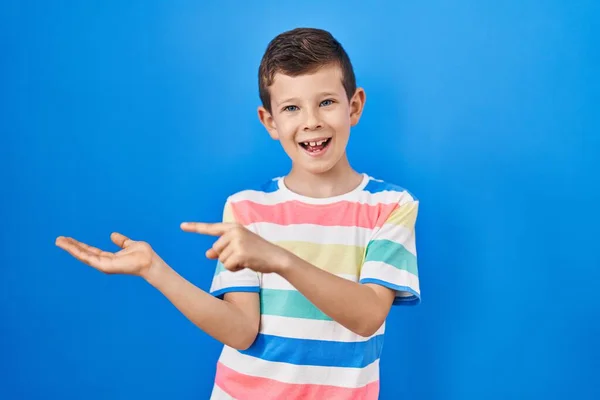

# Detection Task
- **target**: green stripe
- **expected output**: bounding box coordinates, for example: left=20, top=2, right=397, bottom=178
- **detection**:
left=260, top=289, right=332, bottom=321
left=365, top=239, right=418, bottom=275
left=214, top=261, right=226, bottom=276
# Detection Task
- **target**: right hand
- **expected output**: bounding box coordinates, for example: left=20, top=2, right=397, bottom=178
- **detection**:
left=55, top=232, right=162, bottom=279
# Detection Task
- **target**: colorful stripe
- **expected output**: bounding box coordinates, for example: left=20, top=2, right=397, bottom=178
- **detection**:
left=261, top=289, right=332, bottom=321
left=232, top=200, right=397, bottom=228
left=273, top=241, right=364, bottom=275
left=211, top=286, right=260, bottom=299
left=364, top=239, right=418, bottom=275
left=215, top=362, right=380, bottom=400
left=222, top=201, right=236, bottom=223
left=240, top=333, right=384, bottom=368
left=385, top=200, right=418, bottom=228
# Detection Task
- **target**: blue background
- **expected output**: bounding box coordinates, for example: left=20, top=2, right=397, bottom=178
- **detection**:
left=1, top=1, right=598, bottom=399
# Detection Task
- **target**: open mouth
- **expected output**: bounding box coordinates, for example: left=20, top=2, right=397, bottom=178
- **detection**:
left=299, top=138, right=332, bottom=154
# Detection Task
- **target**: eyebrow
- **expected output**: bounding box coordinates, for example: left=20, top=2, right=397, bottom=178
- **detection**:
left=276, top=92, right=339, bottom=107
left=277, top=97, right=299, bottom=107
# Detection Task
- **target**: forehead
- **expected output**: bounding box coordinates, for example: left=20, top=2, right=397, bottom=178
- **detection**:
left=269, top=64, right=345, bottom=101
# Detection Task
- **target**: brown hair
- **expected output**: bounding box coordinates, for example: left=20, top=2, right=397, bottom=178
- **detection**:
left=258, top=27, right=357, bottom=113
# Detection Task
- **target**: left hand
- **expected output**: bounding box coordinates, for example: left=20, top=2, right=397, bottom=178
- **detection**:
left=180, top=222, right=290, bottom=274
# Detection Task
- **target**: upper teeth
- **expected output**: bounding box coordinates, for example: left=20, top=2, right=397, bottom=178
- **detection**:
left=304, top=139, right=327, bottom=146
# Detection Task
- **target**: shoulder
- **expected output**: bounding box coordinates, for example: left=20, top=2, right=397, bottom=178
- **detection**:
left=224, top=176, right=285, bottom=205
left=360, top=174, right=420, bottom=228
left=361, top=174, right=419, bottom=205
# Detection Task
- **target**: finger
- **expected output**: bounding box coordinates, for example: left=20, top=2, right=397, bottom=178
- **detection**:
left=206, top=234, right=232, bottom=259
left=224, top=254, right=244, bottom=273
left=56, top=237, right=98, bottom=255
left=56, top=237, right=113, bottom=258
left=211, top=234, right=231, bottom=255
left=206, top=248, right=219, bottom=259
left=218, top=244, right=235, bottom=267
left=110, top=232, right=134, bottom=249
left=180, top=222, right=233, bottom=236
left=56, top=237, right=114, bottom=272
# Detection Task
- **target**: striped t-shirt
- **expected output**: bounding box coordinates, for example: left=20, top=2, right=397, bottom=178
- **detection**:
left=209, top=173, right=421, bottom=400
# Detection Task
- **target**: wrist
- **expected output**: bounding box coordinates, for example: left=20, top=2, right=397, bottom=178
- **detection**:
left=275, top=249, right=301, bottom=277
left=142, top=258, right=170, bottom=287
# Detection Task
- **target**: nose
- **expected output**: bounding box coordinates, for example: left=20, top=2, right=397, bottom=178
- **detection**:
left=303, top=108, right=322, bottom=131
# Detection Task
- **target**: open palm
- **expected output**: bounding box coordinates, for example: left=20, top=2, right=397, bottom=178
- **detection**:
left=55, top=232, right=156, bottom=277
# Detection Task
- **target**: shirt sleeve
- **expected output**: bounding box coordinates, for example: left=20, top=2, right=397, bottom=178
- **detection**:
left=359, top=199, right=421, bottom=305
left=208, top=199, right=261, bottom=299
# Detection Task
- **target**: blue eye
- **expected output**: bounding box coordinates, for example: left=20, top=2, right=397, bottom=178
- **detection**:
left=283, top=105, right=298, bottom=112
left=320, top=99, right=334, bottom=106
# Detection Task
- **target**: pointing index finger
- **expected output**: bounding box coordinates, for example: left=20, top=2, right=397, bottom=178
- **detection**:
left=180, top=222, right=231, bottom=236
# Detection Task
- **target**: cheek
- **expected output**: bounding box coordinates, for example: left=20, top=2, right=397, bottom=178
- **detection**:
left=325, top=111, right=351, bottom=136
left=273, top=118, right=298, bottom=142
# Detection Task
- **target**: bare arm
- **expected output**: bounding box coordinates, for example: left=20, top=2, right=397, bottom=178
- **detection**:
left=55, top=233, right=259, bottom=350
left=145, top=261, right=260, bottom=350
left=278, top=252, right=395, bottom=337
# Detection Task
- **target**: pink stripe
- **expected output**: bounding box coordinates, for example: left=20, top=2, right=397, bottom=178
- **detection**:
left=215, top=362, right=379, bottom=400
left=232, top=200, right=397, bottom=229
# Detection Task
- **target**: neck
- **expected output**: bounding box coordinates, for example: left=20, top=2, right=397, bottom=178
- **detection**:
left=284, top=155, right=363, bottom=198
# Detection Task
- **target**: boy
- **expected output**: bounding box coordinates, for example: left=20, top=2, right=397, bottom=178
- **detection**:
left=55, top=27, right=420, bottom=399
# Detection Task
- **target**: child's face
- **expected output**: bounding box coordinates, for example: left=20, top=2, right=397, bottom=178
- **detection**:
left=258, top=64, right=365, bottom=175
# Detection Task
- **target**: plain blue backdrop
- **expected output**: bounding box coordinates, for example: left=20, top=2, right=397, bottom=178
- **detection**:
left=1, top=1, right=599, bottom=399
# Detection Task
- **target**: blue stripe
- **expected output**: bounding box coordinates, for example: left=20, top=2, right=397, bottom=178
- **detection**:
left=240, top=333, right=384, bottom=368
left=210, top=286, right=260, bottom=299
left=363, top=178, right=417, bottom=200
left=360, top=278, right=421, bottom=306
left=238, top=178, right=280, bottom=194
left=259, top=178, right=280, bottom=193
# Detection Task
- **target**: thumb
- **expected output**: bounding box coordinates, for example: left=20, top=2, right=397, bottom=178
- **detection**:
left=110, top=232, right=134, bottom=249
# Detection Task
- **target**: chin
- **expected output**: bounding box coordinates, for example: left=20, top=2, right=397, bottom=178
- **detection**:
left=297, top=157, right=342, bottom=175
left=304, top=164, right=334, bottom=175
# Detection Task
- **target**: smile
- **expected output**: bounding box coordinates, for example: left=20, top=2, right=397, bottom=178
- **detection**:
left=298, top=138, right=332, bottom=156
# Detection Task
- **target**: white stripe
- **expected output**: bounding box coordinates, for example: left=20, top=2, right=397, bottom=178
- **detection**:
left=210, top=269, right=260, bottom=294
left=249, top=221, right=415, bottom=254
left=261, top=272, right=357, bottom=291
left=373, top=224, right=417, bottom=255
left=219, top=346, right=380, bottom=388
left=210, top=384, right=237, bottom=400
left=360, top=261, right=420, bottom=294
left=355, top=188, right=415, bottom=206
left=230, top=185, right=411, bottom=206
left=259, top=314, right=385, bottom=342
left=250, top=222, right=372, bottom=246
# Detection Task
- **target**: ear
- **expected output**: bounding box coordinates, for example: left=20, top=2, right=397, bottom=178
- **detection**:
left=349, top=87, right=366, bottom=126
left=257, top=106, right=279, bottom=140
